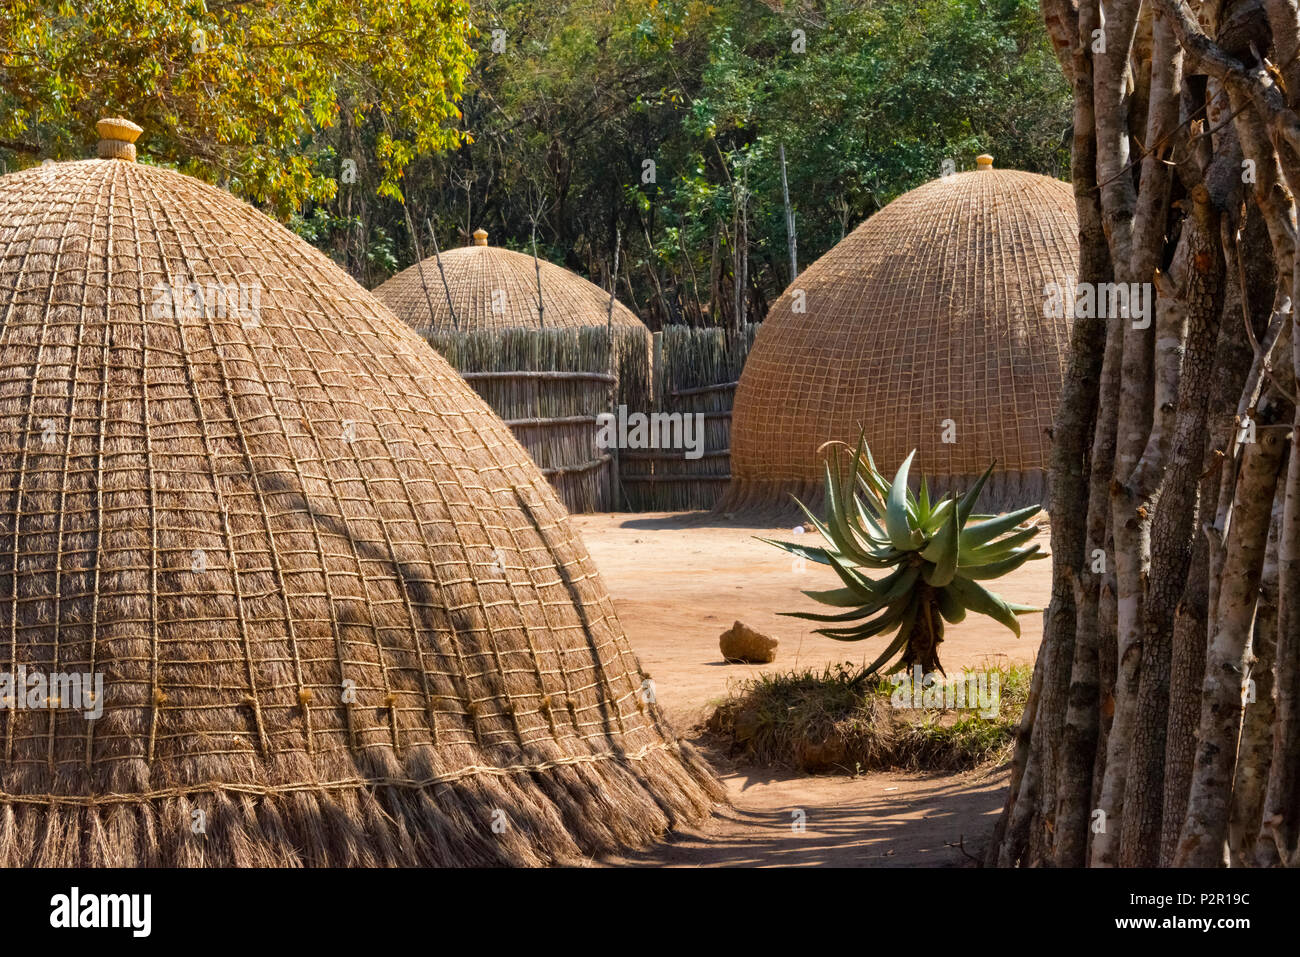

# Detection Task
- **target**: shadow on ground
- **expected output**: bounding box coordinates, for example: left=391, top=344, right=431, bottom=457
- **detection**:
left=605, top=738, right=1005, bottom=867
left=614, top=511, right=800, bottom=532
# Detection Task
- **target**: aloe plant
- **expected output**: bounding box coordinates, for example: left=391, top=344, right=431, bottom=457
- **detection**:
left=764, top=438, right=1044, bottom=679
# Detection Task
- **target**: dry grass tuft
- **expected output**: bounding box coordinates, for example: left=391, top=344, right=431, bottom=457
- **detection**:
left=705, top=663, right=1032, bottom=774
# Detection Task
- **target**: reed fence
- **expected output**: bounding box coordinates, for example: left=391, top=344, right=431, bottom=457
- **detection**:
left=425, top=324, right=754, bottom=513
left=620, top=323, right=758, bottom=511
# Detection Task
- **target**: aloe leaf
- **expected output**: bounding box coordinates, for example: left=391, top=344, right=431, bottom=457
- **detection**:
left=920, top=496, right=955, bottom=536
left=956, top=461, right=996, bottom=524
left=935, top=586, right=967, bottom=623
left=816, top=593, right=912, bottom=640
left=857, top=472, right=889, bottom=519
left=946, top=574, right=1023, bottom=637
left=797, top=564, right=916, bottom=624
left=922, top=504, right=961, bottom=587
left=959, top=544, right=1042, bottom=579
left=858, top=611, right=916, bottom=677
left=783, top=603, right=888, bottom=623
left=960, top=504, right=1042, bottom=551
left=823, top=460, right=884, bottom=566
left=962, top=523, right=1041, bottom=561
left=793, top=495, right=892, bottom=567
left=782, top=568, right=909, bottom=621
left=758, top=537, right=833, bottom=565
left=854, top=499, right=893, bottom=546
left=919, top=499, right=957, bottom=563
left=885, top=450, right=920, bottom=550
left=801, top=586, right=875, bottom=607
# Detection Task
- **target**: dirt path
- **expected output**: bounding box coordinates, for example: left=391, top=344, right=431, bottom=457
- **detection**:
left=605, top=744, right=1006, bottom=867
left=572, top=511, right=1049, bottom=867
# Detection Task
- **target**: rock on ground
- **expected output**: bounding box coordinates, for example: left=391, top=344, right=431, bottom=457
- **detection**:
left=720, top=620, right=779, bottom=663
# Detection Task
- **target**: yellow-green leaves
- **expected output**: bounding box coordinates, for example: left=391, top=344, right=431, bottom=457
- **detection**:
left=0, top=0, right=475, bottom=215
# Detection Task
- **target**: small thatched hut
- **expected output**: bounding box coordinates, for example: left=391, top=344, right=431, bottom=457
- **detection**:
left=719, top=156, right=1078, bottom=515
left=374, top=231, right=652, bottom=513
left=374, top=228, right=647, bottom=335
left=0, top=119, right=718, bottom=867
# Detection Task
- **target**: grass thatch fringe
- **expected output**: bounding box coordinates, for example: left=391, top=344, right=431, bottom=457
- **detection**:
left=0, top=740, right=722, bottom=867
left=714, top=468, right=1050, bottom=523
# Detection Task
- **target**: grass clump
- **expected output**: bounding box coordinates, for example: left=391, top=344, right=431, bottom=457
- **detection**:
left=705, top=662, right=1031, bottom=774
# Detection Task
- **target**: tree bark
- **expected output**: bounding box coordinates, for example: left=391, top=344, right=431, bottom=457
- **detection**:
left=1091, top=1, right=1178, bottom=867
left=989, top=0, right=1300, bottom=868
left=1228, top=488, right=1281, bottom=865
left=1120, top=183, right=1227, bottom=865
left=1175, top=407, right=1287, bottom=866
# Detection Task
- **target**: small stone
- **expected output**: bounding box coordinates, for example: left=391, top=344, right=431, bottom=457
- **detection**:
left=719, top=620, right=779, bottom=664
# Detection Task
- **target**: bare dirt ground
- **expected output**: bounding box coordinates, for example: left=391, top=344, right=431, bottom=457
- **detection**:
left=572, top=511, right=1051, bottom=867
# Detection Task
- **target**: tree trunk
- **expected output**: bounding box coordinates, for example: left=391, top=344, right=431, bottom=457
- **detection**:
left=1228, top=489, right=1281, bottom=865
left=1120, top=188, right=1226, bottom=866
left=990, top=0, right=1300, bottom=868
left=1175, top=408, right=1287, bottom=866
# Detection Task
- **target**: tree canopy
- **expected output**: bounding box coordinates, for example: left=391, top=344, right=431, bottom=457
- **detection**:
left=372, top=0, right=1071, bottom=314
left=0, top=0, right=475, bottom=216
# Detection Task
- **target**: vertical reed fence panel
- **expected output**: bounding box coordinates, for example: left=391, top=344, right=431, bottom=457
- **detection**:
left=620, top=323, right=759, bottom=511
left=425, top=324, right=752, bottom=513
left=426, top=327, right=653, bottom=512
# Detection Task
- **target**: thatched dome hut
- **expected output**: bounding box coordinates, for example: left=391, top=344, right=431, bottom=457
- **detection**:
left=375, top=232, right=652, bottom=514
left=374, top=229, right=647, bottom=335
left=720, top=156, right=1077, bottom=514
left=0, top=119, right=718, bottom=867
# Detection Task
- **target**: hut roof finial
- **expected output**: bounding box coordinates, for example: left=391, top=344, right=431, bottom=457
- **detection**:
left=473, top=228, right=489, bottom=246
left=976, top=153, right=994, bottom=170
left=97, top=117, right=143, bottom=162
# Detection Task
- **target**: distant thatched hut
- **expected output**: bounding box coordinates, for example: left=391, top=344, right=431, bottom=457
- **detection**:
left=718, top=156, right=1078, bottom=515
left=375, top=228, right=647, bottom=335
left=0, top=119, right=718, bottom=867
left=375, top=231, right=651, bottom=513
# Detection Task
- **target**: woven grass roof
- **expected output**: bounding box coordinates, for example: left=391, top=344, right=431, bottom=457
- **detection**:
left=373, top=234, right=647, bottom=336
left=0, top=137, right=718, bottom=866
left=720, top=164, right=1077, bottom=514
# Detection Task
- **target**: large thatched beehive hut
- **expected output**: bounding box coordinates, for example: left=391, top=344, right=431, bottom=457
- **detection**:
left=0, top=119, right=718, bottom=867
left=375, top=231, right=652, bottom=513
left=719, top=156, right=1077, bottom=515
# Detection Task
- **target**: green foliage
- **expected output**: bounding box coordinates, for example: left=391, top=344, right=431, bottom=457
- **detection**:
left=0, top=0, right=475, bottom=215
left=1, top=0, right=1068, bottom=300
left=686, top=0, right=1070, bottom=259
left=394, top=0, right=1068, bottom=319
left=764, top=438, right=1044, bottom=678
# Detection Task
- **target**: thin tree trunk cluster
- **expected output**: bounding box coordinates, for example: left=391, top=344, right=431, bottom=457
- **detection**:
left=990, top=0, right=1300, bottom=867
